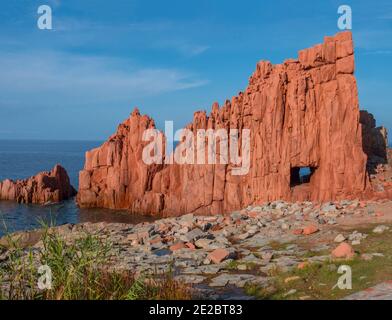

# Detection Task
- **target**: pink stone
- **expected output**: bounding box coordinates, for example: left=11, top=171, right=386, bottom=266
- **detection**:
left=185, top=242, right=196, bottom=250
left=223, top=217, right=232, bottom=225
left=292, top=229, right=303, bottom=235
left=331, top=242, right=355, bottom=259
left=302, top=225, right=319, bottom=235
left=169, top=242, right=186, bottom=251
left=297, top=262, right=309, bottom=269
left=208, top=248, right=231, bottom=264
left=149, top=236, right=162, bottom=244
left=248, top=211, right=259, bottom=219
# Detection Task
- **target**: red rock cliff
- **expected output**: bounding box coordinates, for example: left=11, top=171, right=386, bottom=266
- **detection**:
left=77, top=31, right=378, bottom=216
left=0, top=165, right=76, bottom=204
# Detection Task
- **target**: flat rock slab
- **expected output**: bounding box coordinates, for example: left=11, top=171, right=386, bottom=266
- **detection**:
left=343, top=281, right=392, bottom=300
left=209, top=273, right=270, bottom=288
left=174, top=275, right=206, bottom=284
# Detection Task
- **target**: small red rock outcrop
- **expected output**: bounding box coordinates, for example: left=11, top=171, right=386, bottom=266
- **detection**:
left=77, top=31, right=390, bottom=216
left=302, top=225, right=319, bottom=235
left=208, top=248, right=232, bottom=264
left=331, top=242, right=355, bottom=259
left=0, top=165, right=76, bottom=204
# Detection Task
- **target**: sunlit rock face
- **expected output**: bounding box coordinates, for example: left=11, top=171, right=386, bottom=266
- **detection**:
left=77, top=31, right=388, bottom=216
left=0, top=165, right=76, bottom=204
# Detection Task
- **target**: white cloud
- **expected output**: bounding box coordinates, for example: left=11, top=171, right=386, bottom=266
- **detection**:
left=0, top=51, right=208, bottom=108
left=151, top=37, right=210, bottom=57
left=178, top=44, right=210, bottom=57
left=51, top=17, right=210, bottom=57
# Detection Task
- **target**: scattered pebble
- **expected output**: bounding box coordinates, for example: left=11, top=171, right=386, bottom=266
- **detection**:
left=284, top=276, right=301, bottom=284
left=373, top=225, right=389, bottom=234
left=334, top=234, right=346, bottom=243
left=284, top=289, right=297, bottom=297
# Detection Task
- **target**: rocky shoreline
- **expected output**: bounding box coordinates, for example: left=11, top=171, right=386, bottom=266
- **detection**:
left=1, top=30, right=392, bottom=300
left=2, top=198, right=392, bottom=299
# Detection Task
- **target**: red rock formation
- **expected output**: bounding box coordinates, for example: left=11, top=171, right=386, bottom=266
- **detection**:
left=360, top=110, right=388, bottom=164
left=78, top=31, right=387, bottom=216
left=0, top=165, right=76, bottom=204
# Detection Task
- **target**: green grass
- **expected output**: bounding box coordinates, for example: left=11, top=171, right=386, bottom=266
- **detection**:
left=0, top=224, right=193, bottom=300
left=225, top=260, right=239, bottom=270
left=268, top=240, right=288, bottom=251
left=225, top=260, right=258, bottom=271
left=245, top=225, right=392, bottom=300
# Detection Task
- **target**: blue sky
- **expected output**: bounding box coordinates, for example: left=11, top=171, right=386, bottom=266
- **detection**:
left=0, top=0, right=391, bottom=140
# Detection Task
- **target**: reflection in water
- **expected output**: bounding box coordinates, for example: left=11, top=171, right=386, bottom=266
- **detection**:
left=0, top=198, right=157, bottom=237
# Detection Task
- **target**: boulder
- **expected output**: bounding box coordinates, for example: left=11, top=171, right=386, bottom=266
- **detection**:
left=169, top=242, right=186, bottom=251
left=331, top=242, right=355, bottom=259
left=0, top=164, right=76, bottom=204
left=302, top=224, right=319, bottom=235
left=208, top=248, right=234, bottom=264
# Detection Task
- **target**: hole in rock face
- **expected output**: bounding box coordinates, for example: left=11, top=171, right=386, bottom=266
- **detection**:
left=290, top=166, right=316, bottom=187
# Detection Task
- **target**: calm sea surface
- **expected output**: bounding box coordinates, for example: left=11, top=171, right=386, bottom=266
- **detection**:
left=0, top=140, right=155, bottom=237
